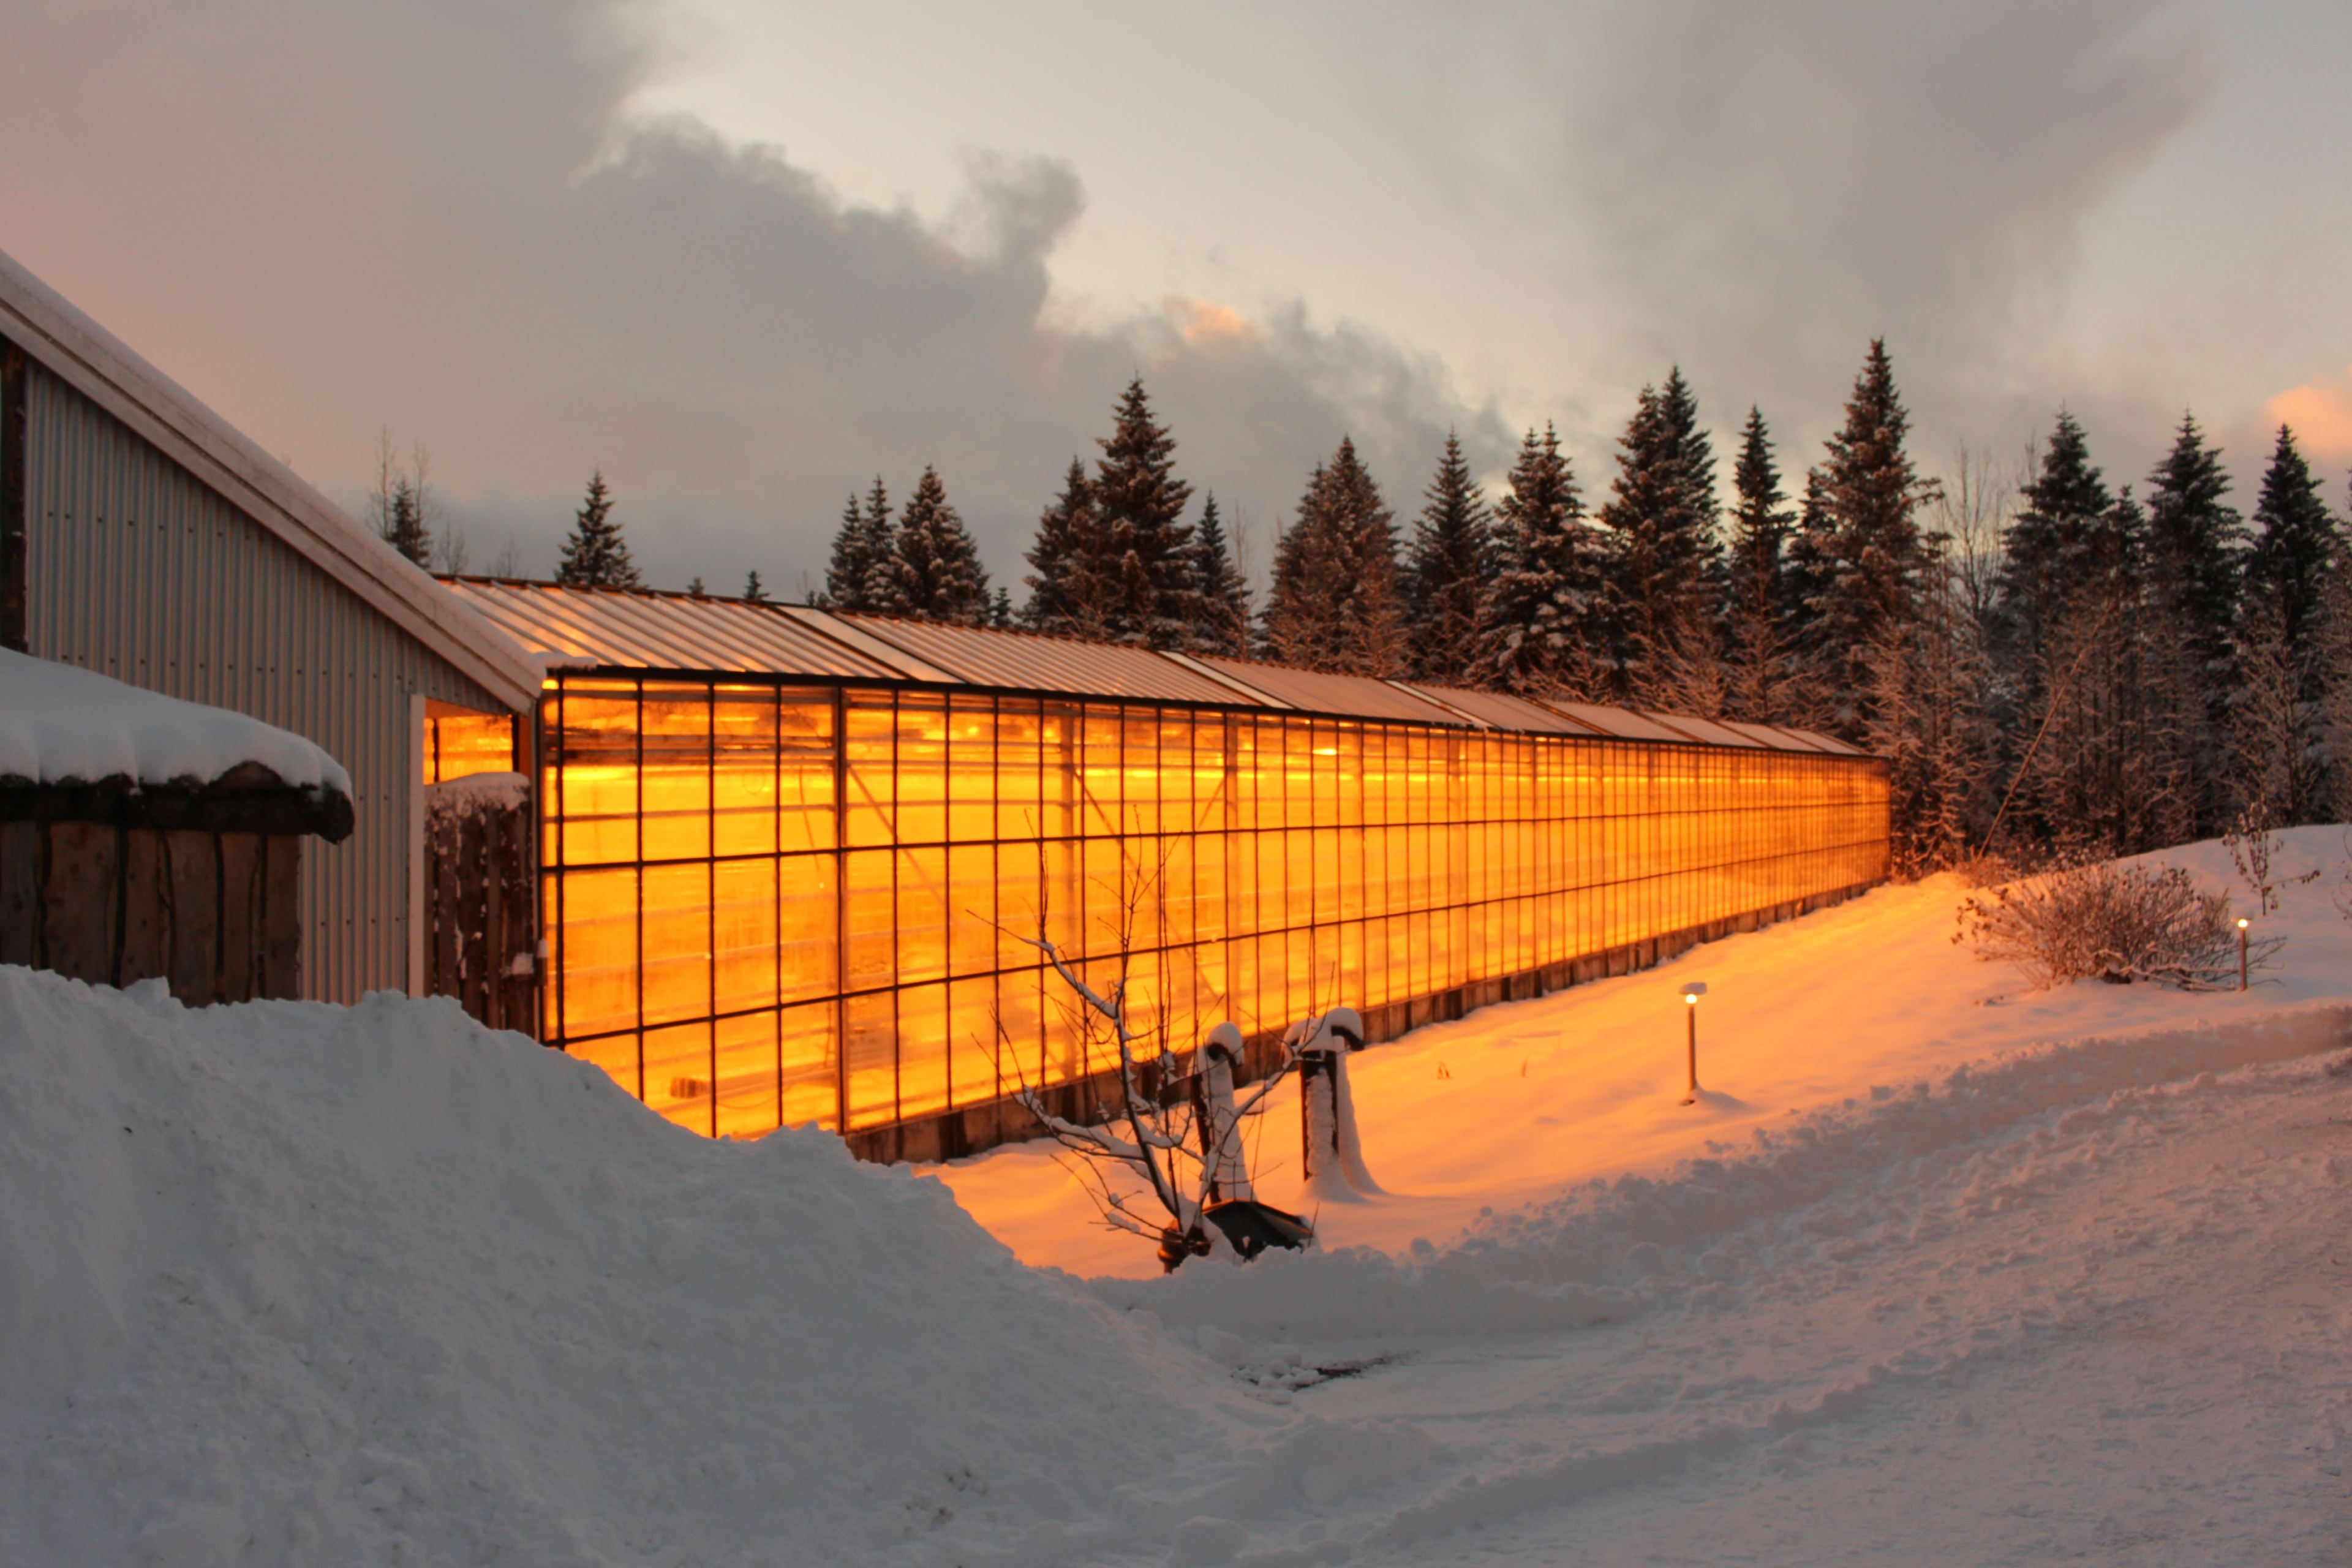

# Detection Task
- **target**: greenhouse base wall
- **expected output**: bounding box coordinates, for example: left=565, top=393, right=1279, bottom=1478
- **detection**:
left=842, top=878, right=1875, bottom=1166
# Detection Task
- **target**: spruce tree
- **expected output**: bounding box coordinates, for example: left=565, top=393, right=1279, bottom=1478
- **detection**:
left=2242, top=426, right=2337, bottom=658
left=687, top=576, right=707, bottom=597
left=1599, top=368, right=1723, bottom=708
left=1189, top=492, right=1251, bottom=657
left=1777, top=468, right=1840, bottom=728
left=875, top=464, right=990, bottom=624
left=1404, top=432, right=1492, bottom=686
left=2235, top=425, right=2341, bottom=820
left=382, top=475, right=431, bottom=567
left=1806, top=341, right=1926, bottom=740
left=2140, top=413, right=2242, bottom=836
left=1725, top=407, right=1795, bottom=722
left=554, top=470, right=641, bottom=589
left=824, top=480, right=894, bottom=611
left=1259, top=438, right=1408, bottom=676
left=1024, top=458, right=1114, bottom=638
left=1092, top=378, right=1198, bottom=647
left=1472, top=424, right=1605, bottom=698
left=742, top=570, right=769, bottom=603
left=1996, top=410, right=2111, bottom=688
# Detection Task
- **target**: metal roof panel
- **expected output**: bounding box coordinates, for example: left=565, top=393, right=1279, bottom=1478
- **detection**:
left=1528, top=699, right=1699, bottom=744
left=1640, top=712, right=1768, bottom=748
left=1779, top=725, right=1868, bottom=756
left=1401, top=683, right=1594, bottom=734
left=1194, top=658, right=1466, bottom=725
left=439, top=582, right=907, bottom=680
left=1714, top=718, right=1824, bottom=753
left=835, top=616, right=1255, bottom=706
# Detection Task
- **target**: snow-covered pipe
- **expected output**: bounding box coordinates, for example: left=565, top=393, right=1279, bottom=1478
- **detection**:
left=1192, top=1021, right=1252, bottom=1204
left=1295, top=1008, right=1382, bottom=1200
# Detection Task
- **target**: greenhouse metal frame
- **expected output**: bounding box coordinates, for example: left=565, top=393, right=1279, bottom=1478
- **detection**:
left=442, top=581, right=1893, bottom=1161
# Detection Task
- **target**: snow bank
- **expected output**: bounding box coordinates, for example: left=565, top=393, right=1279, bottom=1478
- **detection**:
left=0, top=648, right=351, bottom=796
left=0, top=967, right=1224, bottom=1566
left=1101, top=1003, right=2352, bottom=1342
left=424, top=770, right=529, bottom=814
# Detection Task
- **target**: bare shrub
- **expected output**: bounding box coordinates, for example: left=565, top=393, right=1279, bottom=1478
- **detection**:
left=1955, top=861, right=2275, bottom=990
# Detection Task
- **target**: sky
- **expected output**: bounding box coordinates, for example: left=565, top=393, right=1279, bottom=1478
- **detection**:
left=2, top=0, right=2348, bottom=596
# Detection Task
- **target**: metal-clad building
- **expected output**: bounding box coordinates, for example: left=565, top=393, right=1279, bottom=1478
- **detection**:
left=0, top=249, right=543, bottom=1001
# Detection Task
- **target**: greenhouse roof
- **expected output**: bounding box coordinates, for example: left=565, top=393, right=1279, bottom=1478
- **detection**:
left=434, top=579, right=1848, bottom=753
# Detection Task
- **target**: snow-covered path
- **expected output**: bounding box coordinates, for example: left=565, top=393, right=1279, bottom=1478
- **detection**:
left=938, top=828, right=2352, bottom=1278
left=1134, top=1044, right=2352, bottom=1566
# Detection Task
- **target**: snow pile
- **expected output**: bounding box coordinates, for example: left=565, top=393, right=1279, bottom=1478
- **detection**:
left=0, top=647, right=351, bottom=795
left=424, top=770, right=529, bottom=815
left=0, top=967, right=1229, bottom=1566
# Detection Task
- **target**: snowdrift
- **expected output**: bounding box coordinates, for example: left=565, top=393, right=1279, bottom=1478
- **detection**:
left=0, top=968, right=1220, bottom=1566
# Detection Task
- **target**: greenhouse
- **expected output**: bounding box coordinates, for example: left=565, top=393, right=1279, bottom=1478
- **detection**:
left=437, top=579, right=1893, bottom=1161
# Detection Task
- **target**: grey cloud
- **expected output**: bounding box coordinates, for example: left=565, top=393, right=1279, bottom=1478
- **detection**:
left=1550, top=0, right=2214, bottom=451
left=0, top=0, right=1500, bottom=594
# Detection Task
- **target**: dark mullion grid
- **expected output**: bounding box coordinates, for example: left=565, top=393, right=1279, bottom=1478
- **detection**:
left=703, top=680, right=717, bottom=1138
left=631, top=681, right=646, bottom=1102
left=831, top=684, right=850, bottom=1133
left=771, top=683, right=785, bottom=1126
left=538, top=669, right=1892, bottom=1139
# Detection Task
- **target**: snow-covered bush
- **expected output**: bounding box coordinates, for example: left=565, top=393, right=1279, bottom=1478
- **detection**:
left=1956, top=861, right=2271, bottom=990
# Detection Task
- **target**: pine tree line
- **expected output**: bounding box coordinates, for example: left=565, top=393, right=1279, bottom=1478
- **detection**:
left=564, top=355, right=2352, bottom=876
left=990, top=352, right=2350, bottom=873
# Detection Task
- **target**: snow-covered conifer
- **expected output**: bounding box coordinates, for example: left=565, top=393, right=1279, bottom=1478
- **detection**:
left=1259, top=438, right=1408, bottom=676
left=823, top=480, right=894, bottom=611
left=876, top=465, right=989, bottom=624
left=1472, top=424, right=1605, bottom=698
left=1599, top=368, right=1723, bottom=708
left=1404, top=432, right=1492, bottom=686
left=1024, top=458, right=1114, bottom=638
left=554, top=470, right=641, bottom=589
left=1189, top=493, right=1251, bottom=657
left=1093, top=379, right=1197, bottom=646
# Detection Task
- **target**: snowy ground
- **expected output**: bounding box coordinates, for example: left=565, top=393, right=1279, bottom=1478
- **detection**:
left=937, top=829, right=2352, bottom=1279
left=3, top=829, right=2350, bottom=1565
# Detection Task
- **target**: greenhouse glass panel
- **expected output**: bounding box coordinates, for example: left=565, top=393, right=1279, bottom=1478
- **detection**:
left=537, top=672, right=1890, bottom=1145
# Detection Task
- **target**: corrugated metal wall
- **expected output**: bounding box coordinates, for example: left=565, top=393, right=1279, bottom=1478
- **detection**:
left=20, top=362, right=513, bottom=1001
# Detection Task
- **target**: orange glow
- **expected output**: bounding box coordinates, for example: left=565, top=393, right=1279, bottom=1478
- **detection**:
left=421, top=707, right=516, bottom=783
left=1169, top=296, right=1254, bottom=347
left=2266, top=366, right=2352, bottom=461
left=538, top=677, right=1892, bottom=1139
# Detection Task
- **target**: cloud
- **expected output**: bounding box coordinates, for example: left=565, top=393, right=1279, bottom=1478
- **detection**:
left=0, top=0, right=1506, bottom=594
left=1359, top=0, right=2217, bottom=463
left=2266, top=367, right=2352, bottom=464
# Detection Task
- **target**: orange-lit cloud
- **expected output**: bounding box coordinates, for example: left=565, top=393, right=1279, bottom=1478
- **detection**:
left=1167, top=297, right=1256, bottom=348
left=2266, top=367, right=2352, bottom=461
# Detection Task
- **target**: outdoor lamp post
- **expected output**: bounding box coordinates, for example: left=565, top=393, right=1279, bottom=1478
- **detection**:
left=1679, top=981, right=1708, bottom=1106
left=2237, top=917, right=2250, bottom=992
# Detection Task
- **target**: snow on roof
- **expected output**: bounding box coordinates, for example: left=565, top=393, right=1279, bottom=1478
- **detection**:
left=0, top=648, right=352, bottom=796
left=0, top=248, right=545, bottom=712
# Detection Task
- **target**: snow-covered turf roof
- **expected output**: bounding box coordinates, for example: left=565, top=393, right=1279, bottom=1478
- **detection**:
left=0, top=647, right=351, bottom=797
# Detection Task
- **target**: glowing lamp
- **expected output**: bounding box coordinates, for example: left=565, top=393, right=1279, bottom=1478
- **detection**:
left=2237, top=917, right=2250, bottom=991
left=1678, top=980, right=1708, bottom=1104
